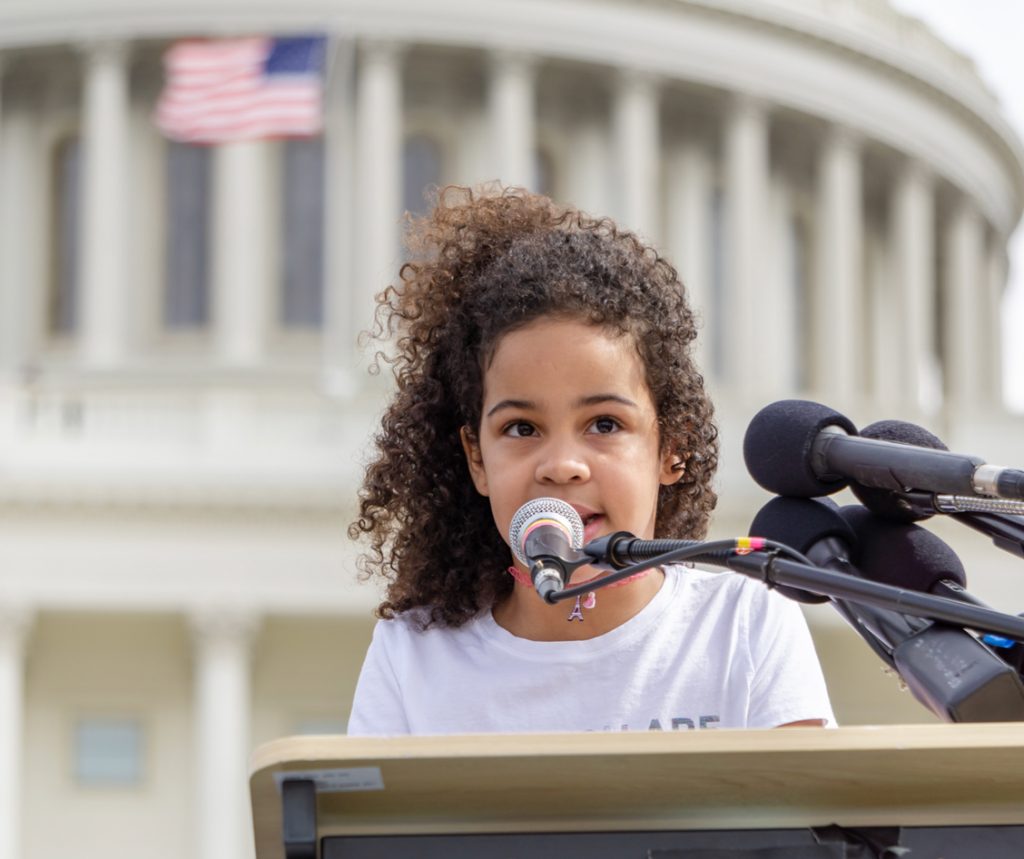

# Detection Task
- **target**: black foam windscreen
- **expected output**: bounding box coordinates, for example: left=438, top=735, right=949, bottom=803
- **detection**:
left=743, top=400, right=858, bottom=497
left=748, top=496, right=853, bottom=604
left=840, top=504, right=967, bottom=592
left=852, top=420, right=950, bottom=522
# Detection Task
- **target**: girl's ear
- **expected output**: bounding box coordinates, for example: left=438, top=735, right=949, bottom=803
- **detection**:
left=460, top=426, right=489, bottom=496
left=659, top=448, right=686, bottom=486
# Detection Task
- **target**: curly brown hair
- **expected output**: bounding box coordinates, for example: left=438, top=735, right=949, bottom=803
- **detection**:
left=349, top=185, right=718, bottom=627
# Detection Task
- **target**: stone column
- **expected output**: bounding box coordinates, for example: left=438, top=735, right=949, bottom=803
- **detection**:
left=985, top=242, right=1008, bottom=406
left=354, top=41, right=403, bottom=351
left=0, top=609, right=32, bottom=859
left=892, top=161, right=938, bottom=410
left=0, top=65, right=28, bottom=379
left=488, top=51, right=536, bottom=189
left=943, top=199, right=985, bottom=408
left=0, top=56, right=9, bottom=377
left=815, top=127, right=862, bottom=402
left=212, top=141, right=274, bottom=366
left=666, top=140, right=712, bottom=375
left=612, top=70, right=659, bottom=239
left=79, top=41, right=130, bottom=367
left=321, top=36, right=357, bottom=395
left=192, top=611, right=258, bottom=859
left=723, top=94, right=770, bottom=397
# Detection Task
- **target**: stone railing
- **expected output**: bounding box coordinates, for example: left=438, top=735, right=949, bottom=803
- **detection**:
left=0, top=375, right=379, bottom=510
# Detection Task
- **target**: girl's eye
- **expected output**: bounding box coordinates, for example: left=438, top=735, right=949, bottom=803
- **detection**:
left=589, top=416, right=622, bottom=434
left=503, top=421, right=536, bottom=438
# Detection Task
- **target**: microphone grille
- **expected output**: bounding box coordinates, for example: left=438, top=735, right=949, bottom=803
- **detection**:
left=508, top=497, right=585, bottom=565
left=840, top=504, right=967, bottom=590
left=743, top=399, right=857, bottom=497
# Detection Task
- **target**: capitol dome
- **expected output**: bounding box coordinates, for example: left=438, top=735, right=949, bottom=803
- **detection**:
left=0, top=2, right=1021, bottom=857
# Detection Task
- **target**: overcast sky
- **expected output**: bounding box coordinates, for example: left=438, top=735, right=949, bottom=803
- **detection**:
left=888, top=0, right=1024, bottom=412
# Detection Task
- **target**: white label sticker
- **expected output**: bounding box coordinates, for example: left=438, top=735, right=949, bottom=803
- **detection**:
left=273, top=766, right=385, bottom=793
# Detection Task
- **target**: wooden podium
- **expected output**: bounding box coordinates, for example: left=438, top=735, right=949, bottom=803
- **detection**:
left=250, top=723, right=1024, bottom=858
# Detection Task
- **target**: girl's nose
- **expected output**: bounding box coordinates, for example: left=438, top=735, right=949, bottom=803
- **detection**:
left=535, top=440, right=591, bottom=485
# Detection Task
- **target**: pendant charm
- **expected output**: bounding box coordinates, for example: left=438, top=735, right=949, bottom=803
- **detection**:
left=567, top=596, right=585, bottom=622
left=567, top=591, right=596, bottom=621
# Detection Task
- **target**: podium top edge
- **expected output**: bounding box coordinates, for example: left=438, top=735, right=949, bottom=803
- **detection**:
left=249, top=721, right=1024, bottom=779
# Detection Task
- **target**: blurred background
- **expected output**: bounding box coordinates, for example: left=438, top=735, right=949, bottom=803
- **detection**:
left=1, top=0, right=1023, bottom=857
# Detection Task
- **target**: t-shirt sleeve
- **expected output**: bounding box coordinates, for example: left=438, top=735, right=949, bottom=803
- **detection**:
left=347, top=620, right=411, bottom=736
left=746, top=588, right=836, bottom=728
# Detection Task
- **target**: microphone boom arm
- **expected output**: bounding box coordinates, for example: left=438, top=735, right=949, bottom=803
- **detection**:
left=559, top=533, right=1024, bottom=642
left=723, top=551, right=1024, bottom=642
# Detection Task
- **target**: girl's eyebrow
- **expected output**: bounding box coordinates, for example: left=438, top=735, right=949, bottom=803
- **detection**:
left=577, top=393, right=638, bottom=409
left=486, top=393, right=638, bottom=418
left=486, top=398, right=534, bottom=418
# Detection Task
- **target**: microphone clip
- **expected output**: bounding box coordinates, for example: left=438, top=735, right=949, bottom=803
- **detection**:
left=525, top=531, right=592, bottom=603
left=580, top=531, right=639, bottom=570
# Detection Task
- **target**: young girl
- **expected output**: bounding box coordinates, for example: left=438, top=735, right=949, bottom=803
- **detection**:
left=347, top=185, right=833, bottom=734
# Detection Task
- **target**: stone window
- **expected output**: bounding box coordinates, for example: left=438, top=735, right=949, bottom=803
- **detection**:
left=74, top=717, right=144, bottom=788
left=164, top=141, right=211, bottom=328
left=50, top=135, right=81, bottom=334
left=280, top=138, right=325, bottom=328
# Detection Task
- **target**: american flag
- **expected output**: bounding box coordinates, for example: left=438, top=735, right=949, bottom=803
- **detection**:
left=155, top=36, right=326, bottom=144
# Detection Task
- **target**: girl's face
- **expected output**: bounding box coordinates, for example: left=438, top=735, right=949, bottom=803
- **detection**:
left=461, top=317, right=682, bottom=580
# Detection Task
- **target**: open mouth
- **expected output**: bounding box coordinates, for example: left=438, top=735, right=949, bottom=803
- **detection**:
left=580, top=513, right=604, bottom=541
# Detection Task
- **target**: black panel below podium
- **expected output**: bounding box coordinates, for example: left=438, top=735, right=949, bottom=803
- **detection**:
left=321, top=825, right=1024, bottom=858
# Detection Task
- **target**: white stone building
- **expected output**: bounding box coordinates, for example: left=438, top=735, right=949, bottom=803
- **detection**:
left=0, top=1, right=1022, bottom=857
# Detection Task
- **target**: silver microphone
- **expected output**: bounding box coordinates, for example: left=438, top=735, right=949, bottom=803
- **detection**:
left=508, top=498, right=585, bottom=601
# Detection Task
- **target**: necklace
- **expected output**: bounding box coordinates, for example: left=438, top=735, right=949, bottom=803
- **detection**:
left=505, top=566, right=650, bottom=622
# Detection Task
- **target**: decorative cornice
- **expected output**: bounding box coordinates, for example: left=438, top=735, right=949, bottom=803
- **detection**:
left=0, top=478, right=356, bottom=515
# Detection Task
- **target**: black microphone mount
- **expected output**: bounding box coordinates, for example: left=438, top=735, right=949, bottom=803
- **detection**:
left=881, top=490, right=1024, bottom=561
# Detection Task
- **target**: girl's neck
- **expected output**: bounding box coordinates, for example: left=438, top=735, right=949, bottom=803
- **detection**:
left=491, top=567, right=666, bottom=642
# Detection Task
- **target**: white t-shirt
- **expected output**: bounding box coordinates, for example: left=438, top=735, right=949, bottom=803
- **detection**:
left=347, top=566, right=835, bottom=735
